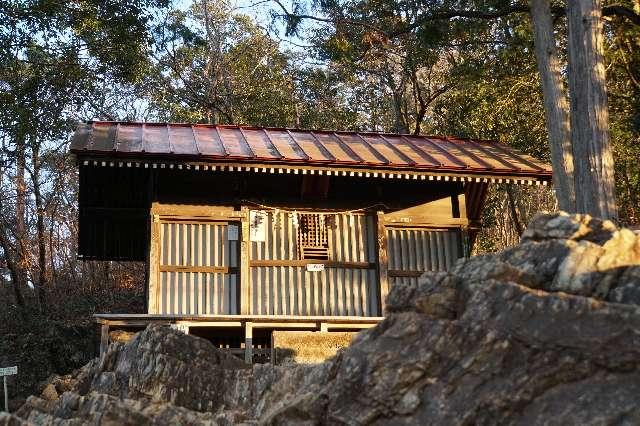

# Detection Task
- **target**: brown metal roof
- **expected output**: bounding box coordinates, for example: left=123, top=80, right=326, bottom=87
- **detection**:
left=70, top=122, right=552, bottom=180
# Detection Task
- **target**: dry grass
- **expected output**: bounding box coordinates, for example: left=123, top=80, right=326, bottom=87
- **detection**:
left=272, top=331, right=357, bottom=364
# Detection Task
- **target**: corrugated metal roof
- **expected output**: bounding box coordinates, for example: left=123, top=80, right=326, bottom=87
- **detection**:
left=70, top=122, right=552, bottom=180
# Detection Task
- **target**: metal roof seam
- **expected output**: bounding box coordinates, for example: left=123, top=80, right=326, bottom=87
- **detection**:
left=467, top=139, right=519, bottom=170
left=333, top=132, right=364, bottom=163
left=237, top=127, right=257, bottom=158
left=166, top=124, right=174, bottom=154
left=141, top=123, right=147, bottom=153
left=262, top=128, right=285, bottom=159
left=399, top=136, right=442, bottom=166
left=378, top=135, right=417, bottom=165
left=354, top=133, right=390, bottom=164
left=420, top=137, right=468, bottom=168
left=444, top=137, right=493, bottom=169
left=309, top=131, right=337, bottom=161
left=213, top=127, right=230, bottom=156
left=190, top=126, right=202, bottom=155
left=482, top=140, right=546, bottom=171
left=285, top=130, right=311, bottom=160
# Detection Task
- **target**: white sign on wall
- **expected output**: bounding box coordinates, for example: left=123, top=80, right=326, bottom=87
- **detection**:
left=250, top=211, right=266, bottom=242
left=306, top=263, right=325, bottom=272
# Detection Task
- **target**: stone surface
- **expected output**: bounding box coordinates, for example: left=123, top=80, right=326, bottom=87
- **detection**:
left=3, top=212, right=640, bottom=425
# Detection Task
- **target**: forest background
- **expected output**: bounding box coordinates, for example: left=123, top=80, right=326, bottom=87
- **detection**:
left=0, top=0, right=638, bottom=405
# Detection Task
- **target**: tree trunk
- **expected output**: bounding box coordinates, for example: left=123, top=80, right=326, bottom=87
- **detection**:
left=15, top=132, right=29, bottom=296
left=566, top=0, right=618, bottom=220
left=529, top=0, right=576, bottom=213
left=32, top=141, right=48, bottom=312
left=506, top=185, right=524, bottom=236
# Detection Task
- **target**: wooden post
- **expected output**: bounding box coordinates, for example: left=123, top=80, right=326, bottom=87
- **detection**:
left=147, top=214, right=160, bottom=313
left=244, top=322, right=253, bottom=364
left=240, top=207, right=251, bottom=315
left=100, top=324, right=109, bottom=358
left=3, top=376, right=8, bottom=412
left=461, top=227, right=471, bottom=258
left=376, top=212, right=389, bottom=314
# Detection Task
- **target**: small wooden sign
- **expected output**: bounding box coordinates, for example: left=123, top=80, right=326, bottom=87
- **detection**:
left=306, top=263, right=325, bottom=272
left=0, top=366, right=17, bottom=376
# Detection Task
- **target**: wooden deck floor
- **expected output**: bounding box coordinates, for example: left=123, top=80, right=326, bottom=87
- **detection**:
left=95, top=313, right=384, bottom=363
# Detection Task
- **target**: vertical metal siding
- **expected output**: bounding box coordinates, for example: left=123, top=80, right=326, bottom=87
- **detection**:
left=387, top=228, right=463, bottom=289
left=250, top=212, right=379, bottom=316
left=158, top=222, right=238, bottom=315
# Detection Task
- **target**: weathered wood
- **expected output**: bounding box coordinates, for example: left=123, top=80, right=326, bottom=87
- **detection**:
left=388, top=270, right=424, bottom=278
left=244, top=322, right=253, bottom=364
left=159, top=265, right=236, bottom=273
left=248, top=259, right=375, bottom=269
left=376, top=212, right=389, bottom=313
left=529, top=0, right=575, bottom=212
left=148, top=215, right=160, bottom=313
left=151, top=202, right=239, bottom=218
left=95, top=313, right=384, bottom=323
left=241, top=208, right=251, bottom=315
left=566, top=0, right=617, bottom=220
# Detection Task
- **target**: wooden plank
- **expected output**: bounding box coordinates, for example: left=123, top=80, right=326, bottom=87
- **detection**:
left=249, top=260, right=375, bottom=269
left=326, top=323, right=378, bottom=330
left=244, top=322, right=253, bottom=364
left=251, top=322, right=317, bottom=328
left=148, top=215, right=160, bottom=313
left=159, top=265, right=235, bottom=273
left=376, top=212, right=389, bottom=314
left=240, top=207, right=250, bottom=315
left=151, top=202, right=238, bottom=218
left=388, top=270, right=424, bottom=278
left=179, top=321, right=242, bottom=327
left=95, top=313, right=385, bottom=323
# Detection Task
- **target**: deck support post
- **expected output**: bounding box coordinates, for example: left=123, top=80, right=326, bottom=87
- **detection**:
left=99, top=324, right=109, bottom=358
left=376, top=211, right=389, bottom=314
left=320, top=322, right=328, bottom=333
left=244, top=322, right=253, bottom=364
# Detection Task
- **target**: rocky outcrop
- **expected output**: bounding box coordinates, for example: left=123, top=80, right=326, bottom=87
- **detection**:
left=2, top=212, right=640, bottom=425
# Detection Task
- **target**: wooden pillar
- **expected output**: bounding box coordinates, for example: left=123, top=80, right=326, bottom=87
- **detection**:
left=461, top=227, right=471, bottom=258
left=376, top=211, right=389, bottom=314
left=147, top=214, right=160, bottom=314
left=100, top=323, right=109, bottom=358
left=240, top=206, right=251, bottom=315
left=244, top=322, right=253, bottom=364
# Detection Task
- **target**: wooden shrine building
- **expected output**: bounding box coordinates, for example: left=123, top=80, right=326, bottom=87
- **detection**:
left=70, top=122, right=552, bottom=362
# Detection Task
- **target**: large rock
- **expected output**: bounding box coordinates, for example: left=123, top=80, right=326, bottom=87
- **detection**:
left=3, top=212, right=640, bottom=425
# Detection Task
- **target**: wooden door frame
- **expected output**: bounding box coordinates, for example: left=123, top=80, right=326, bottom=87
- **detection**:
left=147, top=203, right=245, bottom=314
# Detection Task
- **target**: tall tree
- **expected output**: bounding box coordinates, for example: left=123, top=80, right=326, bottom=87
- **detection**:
left=529, top=0, right=575, bottom=212
left=566, top=0, right=617, bottom=219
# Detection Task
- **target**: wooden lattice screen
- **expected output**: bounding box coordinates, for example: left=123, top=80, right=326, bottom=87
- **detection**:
left=297, top=213, right=330, bottom=260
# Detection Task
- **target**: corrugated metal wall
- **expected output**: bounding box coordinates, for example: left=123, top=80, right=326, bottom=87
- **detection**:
left=250, top=212, right=380, bottom=316
left=158, top=222, right=239, bottom=314
left=387, top=227, right=462, bottom=288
